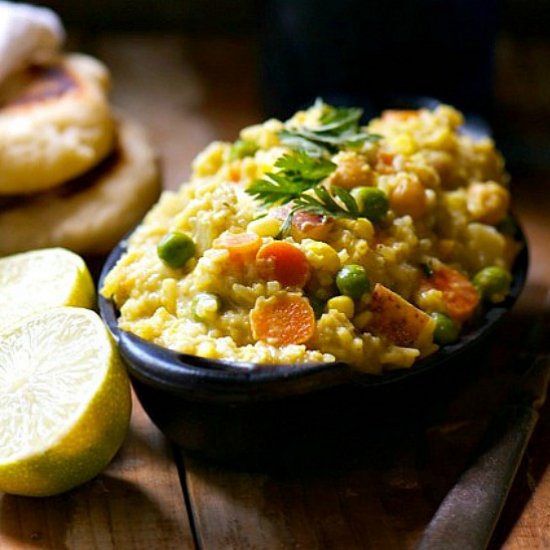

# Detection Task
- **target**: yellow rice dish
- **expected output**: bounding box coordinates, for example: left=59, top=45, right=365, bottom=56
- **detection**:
left=101, top=101, right=520, bottom=374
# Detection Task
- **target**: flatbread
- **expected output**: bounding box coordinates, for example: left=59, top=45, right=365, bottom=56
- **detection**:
left=0, top=115, right=161, bottom=256
left=0, top=53, right=115, bottom=194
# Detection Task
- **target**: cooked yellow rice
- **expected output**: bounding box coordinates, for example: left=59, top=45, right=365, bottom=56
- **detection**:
left=101, top=103, right=517, bottom=373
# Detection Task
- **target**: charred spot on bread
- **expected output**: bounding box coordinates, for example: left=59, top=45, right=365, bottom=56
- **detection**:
left=0, top=63, right=78, bottom=111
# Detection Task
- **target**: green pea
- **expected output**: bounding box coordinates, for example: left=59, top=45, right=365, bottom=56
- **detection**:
left=308, top=296, right=325, bottom=319
left=191, top=292, right=221, bottom=322
left=431, top=312, right=459, bottom=345
left=335, top=264, right=370, bottom=299
left=157, top=231, right=196, bottom=268
left=229, top=139, right=258, bottom=161
left=472, top=266, right=512, bottom=302
left=351, top=186, right=389, bottom=222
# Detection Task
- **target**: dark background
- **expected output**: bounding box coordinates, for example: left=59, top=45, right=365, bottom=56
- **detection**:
left=27, top=0, right=550, bottom=37
left=24, top=0, right=550, bottom=171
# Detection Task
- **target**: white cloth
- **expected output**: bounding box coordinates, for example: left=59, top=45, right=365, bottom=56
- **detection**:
left=0, top=1, right=64, bottom=84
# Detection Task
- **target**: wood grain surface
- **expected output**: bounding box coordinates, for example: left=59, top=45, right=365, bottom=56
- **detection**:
left=1, top=30, right=550, bottom=549
left=0, top=396, right=194, bottom=549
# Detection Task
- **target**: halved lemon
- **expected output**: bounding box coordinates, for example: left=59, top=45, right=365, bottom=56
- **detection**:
left=0, top=247, right=95, bottom=329
left=0, top=307, right=131, bottom=497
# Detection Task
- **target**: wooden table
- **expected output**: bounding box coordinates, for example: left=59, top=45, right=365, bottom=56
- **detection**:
left=2, top=32, right=550, bottom=549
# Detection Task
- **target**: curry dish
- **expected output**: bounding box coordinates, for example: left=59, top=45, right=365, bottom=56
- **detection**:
left=101, top=102, right=519, bottom=373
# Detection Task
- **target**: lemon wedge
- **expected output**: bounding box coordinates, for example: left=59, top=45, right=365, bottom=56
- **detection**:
left=0, top=307, right=131, bottom=497
left=0, top=248, right=95, bottom=329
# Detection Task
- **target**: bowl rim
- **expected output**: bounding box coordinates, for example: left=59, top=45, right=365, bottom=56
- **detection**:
left=98, top=223, right=529, bottom=401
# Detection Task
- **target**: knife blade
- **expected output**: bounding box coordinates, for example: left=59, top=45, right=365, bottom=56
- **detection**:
left=416, top=351, right=550, bottom=550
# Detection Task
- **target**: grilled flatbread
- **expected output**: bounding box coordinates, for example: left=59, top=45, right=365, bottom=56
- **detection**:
left=0, top=115, right=161, bottom=255
left=0, top=53, right=115, bottom=194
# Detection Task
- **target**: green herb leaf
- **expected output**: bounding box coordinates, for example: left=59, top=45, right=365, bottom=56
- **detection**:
left=278, top=130, right=326, bottom=157
left=246, top=100, right=386, bottom=237
left=318, top=105, right=363, bottom=132
left=313, top=185, right=341, bottom=213
left=293, top=185, right=362, bottom=220
left=246, top=176, right=308, bottom=205
left=272, top=185, right=365, bottom=238
left=333, top=186, right=359, bottom=216
left=274, top=150, right=336, bottom=181
left=280, top=99, right=382, bottom=155
left=246, top=151, right=336, bottom=207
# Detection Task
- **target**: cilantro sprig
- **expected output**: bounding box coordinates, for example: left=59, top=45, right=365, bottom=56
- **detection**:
left=276, top=185, right=363, bottom=237
left=245, top=100, right=388, bottom=237
left=280, top=99, right=381, bottom=156
left=293, top=185, right=359, bottom=218
left=246, top=149, right=363, bottom=237
left=246, top=150, right=336, bottom=206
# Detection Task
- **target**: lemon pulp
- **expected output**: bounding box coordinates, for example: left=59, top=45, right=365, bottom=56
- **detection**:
left=0, top=307, right=131, bottom=497
left=0, top=247, right=95, bottom=328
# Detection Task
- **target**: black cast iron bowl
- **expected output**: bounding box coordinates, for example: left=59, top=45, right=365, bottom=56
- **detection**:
left=99, top=230, right=529, bottom=466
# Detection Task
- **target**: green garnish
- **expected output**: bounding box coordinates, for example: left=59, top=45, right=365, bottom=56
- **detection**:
left=291, top=184, right=360, bottom=219
left=276, top=149, right=337, bottom=182
left=246, top=100, right=385, bottom=236
left=247, top=149, right=383, bottom=237
left=246, top=150, right=336, bottom=206
left=279, top=99, right=381, bottom=156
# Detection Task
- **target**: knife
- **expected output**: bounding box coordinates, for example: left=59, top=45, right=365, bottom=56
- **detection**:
left=416, top=348, right=550, bottom=550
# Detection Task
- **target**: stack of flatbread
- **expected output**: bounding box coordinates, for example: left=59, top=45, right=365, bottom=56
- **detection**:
left=0, top=5, right=161, bottom=256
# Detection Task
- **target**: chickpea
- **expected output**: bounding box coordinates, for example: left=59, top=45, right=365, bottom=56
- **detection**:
left=328, top=151, right=373, bottom=189
left=424, top=150, right=454, bottom=186
left=390, top=174, right=428, bottom=218
left=467, top=182, right=510, bottom=225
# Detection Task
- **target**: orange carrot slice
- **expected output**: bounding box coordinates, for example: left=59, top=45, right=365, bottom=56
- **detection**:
left=256, top=241, right=310, bottom=287
left=250, top=294, right=315, bottom=346
left=213, top=231, right=262, bottom=263
left=421, top=264, right=480, bottom=322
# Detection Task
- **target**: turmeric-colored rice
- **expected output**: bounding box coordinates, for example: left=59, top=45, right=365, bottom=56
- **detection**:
left=101, top=102, right=518, bottom=373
